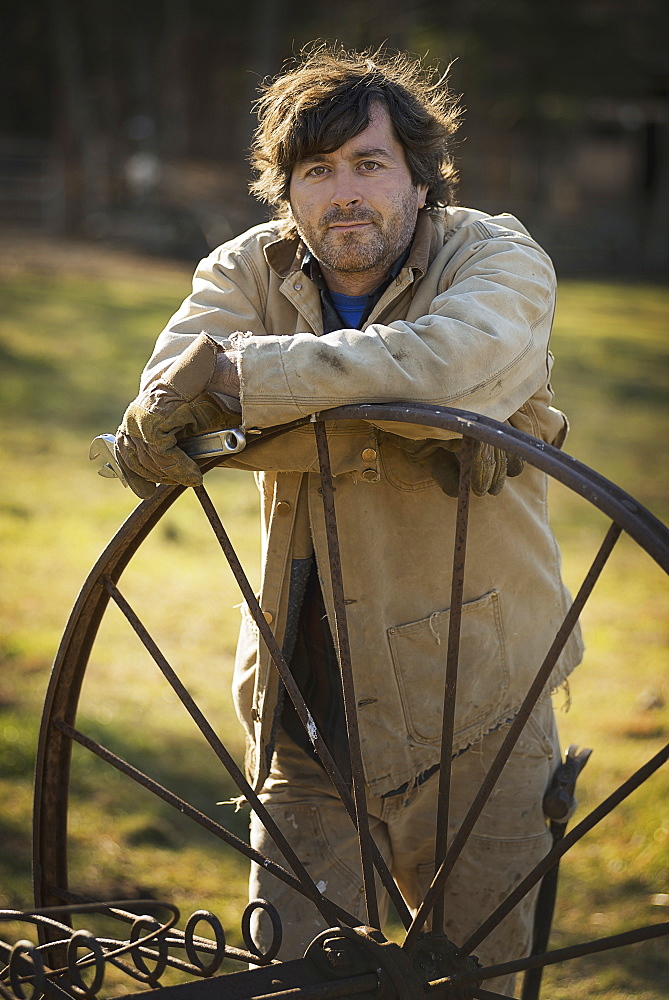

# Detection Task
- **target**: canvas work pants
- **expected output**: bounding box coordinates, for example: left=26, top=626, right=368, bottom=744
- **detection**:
left=250, top=696, right=560, bottom=996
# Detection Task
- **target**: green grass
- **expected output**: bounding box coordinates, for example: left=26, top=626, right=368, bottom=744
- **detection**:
left=0, top=238, right=667, bottom=997
left=549, top=280, right=669, bottom=523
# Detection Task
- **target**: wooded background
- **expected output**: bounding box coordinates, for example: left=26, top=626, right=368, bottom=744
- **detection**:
left=3, top=0, right=668, bottom=273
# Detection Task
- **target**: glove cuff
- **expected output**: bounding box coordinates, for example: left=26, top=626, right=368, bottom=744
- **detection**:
left=161, top=333, right=223, bottom=402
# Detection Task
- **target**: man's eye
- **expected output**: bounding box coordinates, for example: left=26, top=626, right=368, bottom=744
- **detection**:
left=360, top=161, right=380, bottom=171
left=307, top=165, right=328, bottom=176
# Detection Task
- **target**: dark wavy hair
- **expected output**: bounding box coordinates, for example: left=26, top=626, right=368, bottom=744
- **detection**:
left=249, top=44, right=461, bottom=224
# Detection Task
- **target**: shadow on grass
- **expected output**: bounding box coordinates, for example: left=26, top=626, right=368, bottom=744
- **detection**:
left=70, top=715, right=251, bottom=847
left=29, top=716, right=255, bottom=931
left=543, top=931, right=667, bottom=998
left=546, top=868, right=669, bottom=996
left=0, top=814, right=34, bottom=906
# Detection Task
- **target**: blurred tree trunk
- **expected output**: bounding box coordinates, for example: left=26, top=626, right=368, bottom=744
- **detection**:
left=48, top=0, right=96, bottom=231
left=640, top=101, right=669, bottom=271
left=250, top=0, right=283, bottom=84
left=161, top=0, right=190, bottom=159
left=241, top=0, right=285, bottom=224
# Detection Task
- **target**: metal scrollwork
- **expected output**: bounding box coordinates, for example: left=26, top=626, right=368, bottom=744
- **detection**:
left=0, top=900, right=257, bottom=1000
left=8, top=942, right=45, bottom=1000
left=240, top=898, right=283, bottom=963
left=127, top=916, right=168, bottom=983
left=183, top=910, right=226, bottom=976
left=66, top=931, right=105, bottom=1000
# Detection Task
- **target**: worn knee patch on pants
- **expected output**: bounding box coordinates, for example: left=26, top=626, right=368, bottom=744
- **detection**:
left=248, top=696, right=559, bottom=995
left=249, top=800, right=377, bottom=958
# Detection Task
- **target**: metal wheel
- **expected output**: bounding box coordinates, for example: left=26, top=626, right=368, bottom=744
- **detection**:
left=28, top=404, right=668, bottom=1000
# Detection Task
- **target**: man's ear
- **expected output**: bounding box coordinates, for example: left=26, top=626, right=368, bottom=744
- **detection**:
left=417, top=184, right=429, bottom=209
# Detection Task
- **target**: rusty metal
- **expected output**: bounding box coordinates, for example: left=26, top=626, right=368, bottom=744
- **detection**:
left=306, top=926, right=424, bottom=998
left=433, top=436, right=474, bottom=935
left=32, top=403, right=669, bottom=998
left=313, top=419, right=380, bottom=929
left=4, top=909, right=461, bottom=1000
left=192, top=483, right=412, bottom=928
left=1, top=901, right=198, bottom=1000
left=458, top=740, right=669, bottom=958
left=103, top=577, right=345, bottom=930
left=2, top=900, right=366, bottom=999
left=404, top=518, right=623, bottom=950
left=430, top=922, right=669, bottom=994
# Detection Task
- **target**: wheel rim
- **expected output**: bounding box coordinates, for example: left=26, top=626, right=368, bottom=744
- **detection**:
left=31, top=403, right=669, bottom=998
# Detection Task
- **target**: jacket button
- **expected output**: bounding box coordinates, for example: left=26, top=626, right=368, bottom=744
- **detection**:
left=361, top=448, right=377, bottom=462
left=275, top=501, right=291, bottom=515
left=360, top=469, right=377, bottom=482
left=262, top=610, right=274, bottom=624
left=294, top=282, right=302, bottom=290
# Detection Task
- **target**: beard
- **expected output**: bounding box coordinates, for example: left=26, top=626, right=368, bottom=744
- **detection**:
left=293, top=190, right=420, bottom=277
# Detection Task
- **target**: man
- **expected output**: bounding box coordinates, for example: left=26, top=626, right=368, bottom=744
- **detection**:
left=114, top=46, right=583, bottom=994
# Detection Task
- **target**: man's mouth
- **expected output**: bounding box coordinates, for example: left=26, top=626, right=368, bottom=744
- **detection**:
left=322, top=208, right=378, bottom=226
left=326, top=219, right=375, bottom=232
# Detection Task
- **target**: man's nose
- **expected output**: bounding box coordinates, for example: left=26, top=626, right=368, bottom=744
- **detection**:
left=330, top=174, right=362, bottom=209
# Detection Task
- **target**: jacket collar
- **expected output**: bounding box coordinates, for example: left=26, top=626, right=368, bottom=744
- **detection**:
left=263, top=207, right=437, bottom=281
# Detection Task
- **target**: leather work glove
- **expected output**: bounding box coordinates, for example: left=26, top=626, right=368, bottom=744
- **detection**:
left=387, top=433, right=524, bottom=498
left=425, top=439, right=525, bottom=497
left=115, top=333, right=242, bottom=498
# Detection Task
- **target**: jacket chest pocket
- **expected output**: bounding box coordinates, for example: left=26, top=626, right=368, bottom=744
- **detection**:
left=387, top=591, right=509, bottom=746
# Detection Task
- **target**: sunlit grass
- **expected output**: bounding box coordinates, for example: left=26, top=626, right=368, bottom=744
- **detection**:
left=0, top=242, right=667, bottom=996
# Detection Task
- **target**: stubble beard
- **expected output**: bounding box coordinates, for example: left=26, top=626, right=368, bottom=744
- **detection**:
left=294, top=190, right=419, bottom=278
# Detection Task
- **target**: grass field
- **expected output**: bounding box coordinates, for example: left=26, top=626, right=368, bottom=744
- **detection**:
left=0, top=229, right=667, bottom=998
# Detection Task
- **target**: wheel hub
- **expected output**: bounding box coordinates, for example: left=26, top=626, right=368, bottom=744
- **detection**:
left=305, top=925, right=482, bottom=999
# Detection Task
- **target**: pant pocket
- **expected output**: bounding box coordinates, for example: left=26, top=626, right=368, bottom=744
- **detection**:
left=388, top=590, right=509, bottom=747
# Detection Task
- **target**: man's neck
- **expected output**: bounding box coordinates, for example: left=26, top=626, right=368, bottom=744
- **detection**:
left=319, top=261, right=394, bottom=297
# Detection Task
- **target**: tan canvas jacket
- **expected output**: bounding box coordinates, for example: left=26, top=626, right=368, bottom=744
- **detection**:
left=142, top=206, right=584, bottom=796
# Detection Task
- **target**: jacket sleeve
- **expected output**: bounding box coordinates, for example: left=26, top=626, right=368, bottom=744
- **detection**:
left=238, top=225, right=556, bottom=431
left=139, top=234, right=273, bottom=391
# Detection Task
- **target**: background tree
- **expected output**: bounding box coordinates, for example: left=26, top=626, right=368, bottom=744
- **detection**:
left=2, top=0, right=667, bottom=270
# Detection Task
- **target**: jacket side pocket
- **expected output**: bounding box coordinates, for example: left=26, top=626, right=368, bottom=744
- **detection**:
left=387, top=591, right=509, bottom=746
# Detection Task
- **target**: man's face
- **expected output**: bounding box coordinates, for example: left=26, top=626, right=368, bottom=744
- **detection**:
left=288, top=104, right=428, bottom=295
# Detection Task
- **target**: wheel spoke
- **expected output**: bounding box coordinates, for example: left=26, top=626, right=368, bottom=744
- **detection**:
left=193, top=484, right=412, bottom=927
left=472, top=990, right=517, bottom=1000
left=433, top=435, right=474, bottom=934
left=434, top=921, right=669, bottom=990
left=103, top=577, right=345, bottom=929
left=459, top=741, right=668, bottom=957
left=314, top=419, right=379, bottom=928
left=404, top=519, right=623, bottom=949
left=56, top=721, right=359, bottom=926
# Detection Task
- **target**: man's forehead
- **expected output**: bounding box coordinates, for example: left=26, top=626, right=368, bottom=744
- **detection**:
left=297, top=144, right=394, bottom=165
left=294, top=109, right=404, bottom=166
